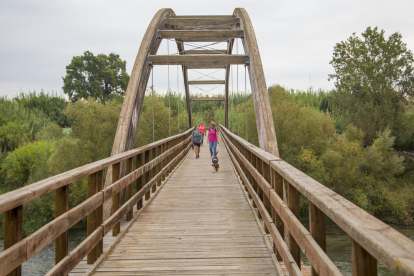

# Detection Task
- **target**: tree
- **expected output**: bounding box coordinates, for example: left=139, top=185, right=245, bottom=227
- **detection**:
left=329, top=27, right=414, bottom=145
left=62, top=51, right=130, bottom=103
left=15, top=91, right=71, bottom=127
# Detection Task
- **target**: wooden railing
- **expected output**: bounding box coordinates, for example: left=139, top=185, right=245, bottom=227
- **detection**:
left=0, top=128, right=194, bottom=276
left=220, top=124, right=414, bottom=276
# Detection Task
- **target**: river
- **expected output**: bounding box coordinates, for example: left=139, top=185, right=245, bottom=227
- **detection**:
left=0, top=222, right=413, bottom=275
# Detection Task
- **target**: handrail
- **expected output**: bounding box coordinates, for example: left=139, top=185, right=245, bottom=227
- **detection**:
left=220, top=124, right=414, bottom=276
left=0, top=128, right=194, bottom=276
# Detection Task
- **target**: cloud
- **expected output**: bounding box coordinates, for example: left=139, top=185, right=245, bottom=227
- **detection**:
left=1, top=0, right=413, bottom=98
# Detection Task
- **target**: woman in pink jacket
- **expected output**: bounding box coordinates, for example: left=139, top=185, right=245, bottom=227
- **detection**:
left=207, top=121, right=219, bottom=157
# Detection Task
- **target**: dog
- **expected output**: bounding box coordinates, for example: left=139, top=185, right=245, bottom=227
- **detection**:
left=211, top=151, right=219, bottom=173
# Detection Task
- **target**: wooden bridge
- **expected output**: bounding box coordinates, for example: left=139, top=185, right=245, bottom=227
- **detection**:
left=1, top=8, right=414, bottom=276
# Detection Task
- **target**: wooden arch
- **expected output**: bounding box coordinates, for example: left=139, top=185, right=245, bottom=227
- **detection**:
left=105, top=8, right=279, bottom=212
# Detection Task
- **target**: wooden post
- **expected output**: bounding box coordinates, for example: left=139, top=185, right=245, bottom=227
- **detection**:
left=272, top=169, right=284, bottom=261
left=126, top=158, right=134, bottom=221
left=112, top=162, right=121, bottom=236
left=167, top=141, right=172, bottom=176
left=173, top=138, right=178, bottom=169
left=166, top=141, right=171, bottom=176
left=55, top=186, right=68, bottom=265
left=96, top=170, right=103, bottom=257
left=87, top=170, right=103, bottom=264
left=246, top=152, right=252, bottom=195
left=151, top=147, right=157, bottom=193
left=287, top=183, right=301, bottom=269
left=250, top=154, right=257, bottom=205
left=145, top=150, right=150, bottom=200
left=136, top=153, right=143, bottom=210
left=161, top=143, right=166, bottom=181
left=178, top=137, right=183, bottom=163
left=255, top=157, right=263, bottom=219
left=309, top=202, right=326, bottom=276
left=4, top=205, right=23, bottom=276
left=352, top=240, right=377, bottom=276
left=157, top=145, right=162, bottom=186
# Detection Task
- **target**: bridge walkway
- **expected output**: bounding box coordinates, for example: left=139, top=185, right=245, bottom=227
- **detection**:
left=88, top=142, right=280, bottom=275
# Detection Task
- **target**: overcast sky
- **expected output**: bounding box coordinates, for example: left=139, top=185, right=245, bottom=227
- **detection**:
left=1, top=0, right=414, bottom=99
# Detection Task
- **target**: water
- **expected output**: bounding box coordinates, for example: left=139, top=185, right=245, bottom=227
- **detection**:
left=300, top=220, right=414, bottom=275
left=0, top=229, right=86, bottom=276
left=0, top=223, right=413, bottom=275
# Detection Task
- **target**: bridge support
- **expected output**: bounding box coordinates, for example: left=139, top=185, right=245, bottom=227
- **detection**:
left=4, top=205, right=22, bottom=276
left=87, top=170, right=103, bottom=264
left=55, top=186, right=69, bottom=266
left=352, top=240, right=377, bottom=276
left=234, top=8, right=279, bottom=157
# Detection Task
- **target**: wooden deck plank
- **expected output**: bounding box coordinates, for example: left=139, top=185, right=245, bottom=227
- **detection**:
left=80, top=142, right=279, bottom=275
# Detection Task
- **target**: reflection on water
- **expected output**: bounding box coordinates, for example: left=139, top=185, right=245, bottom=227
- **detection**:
left=0, top=222, right=413, bottom=275
left=301, top=220, right=414, bottom=276
left=0, top=229, right=86, bottom=276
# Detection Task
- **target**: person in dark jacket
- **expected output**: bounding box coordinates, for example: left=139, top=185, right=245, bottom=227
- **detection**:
left=192, top=125, right=202, bottom=159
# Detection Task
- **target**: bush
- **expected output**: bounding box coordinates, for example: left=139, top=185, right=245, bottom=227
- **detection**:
left=1, top=140, right=56, bottom=189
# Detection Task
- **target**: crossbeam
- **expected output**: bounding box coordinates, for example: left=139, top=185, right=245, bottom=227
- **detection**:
left=158, top=30, right=243, bottom=42
left=185, top=50, right=227, bottom=55
left=166, top=18, right=239, bottom=27
left=190, top=97, right=225, bottom=101
left=189, top=80, right=225, bottom=85
left=172, top=15, right=236, bottom=19
left=149, top=55, right=248, bottom=68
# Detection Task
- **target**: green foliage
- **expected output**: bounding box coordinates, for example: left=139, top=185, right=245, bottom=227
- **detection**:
left=329, top=27, right=414, bottom=145
left=15, top=91, right=71, bottom=127
left=1, top=140, right=56, bottom=189
left=48, top=98, right=122, bottom=174
left=63, top=51, right=130, bottom=103
left=268, top=85, right=336, bottom=166
left=288, top=88, right=332, bottom=112
left=0, top=99, right=52, bottom=152
left=299, top=126, right=411, bottom=224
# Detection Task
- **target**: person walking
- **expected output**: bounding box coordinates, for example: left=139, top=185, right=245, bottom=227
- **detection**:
left=192, top=125, right=202, bottom=159
left=199, top=122, right=206, bottom=146
left=207, top=122, right=219, bottom=158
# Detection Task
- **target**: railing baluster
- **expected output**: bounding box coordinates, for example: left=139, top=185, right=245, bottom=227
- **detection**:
left=136, top=153, right=143, bottom=210
left=165, top=141, right=170, bottom=177
left=167, top=140, right=172, bottom=176
left=246, top=152, right=252, bottom=196
left=4, top=205, right=23, bottom=276
left=287, top=183, right=301, bottom=268
left=126, top=158, right=134, bottom=221
left=262, top=162, right=271, bottom=234
left=309, top=202, right=326, bottom=276
left=151, top=147, right=157, bottom=193
left=172, top=138, right=177, bottom=170
left=255, top=156, right=263, bottom=219
left=352, top=240, right=377, bottom=276
left=55, top=185, right=68, bottom=266
left=87, top=170, right=103, bottom=263
left=157, top=145, right=162, bottom=186
left=250, top=154, right=257, bottom=208
left=144, top=150, right=150, bottom=200
left=161, top=143, right=166, bottom=181
left=112, top=162, right=121, bottom=236
left=272, top=169, right=284, bottom=261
